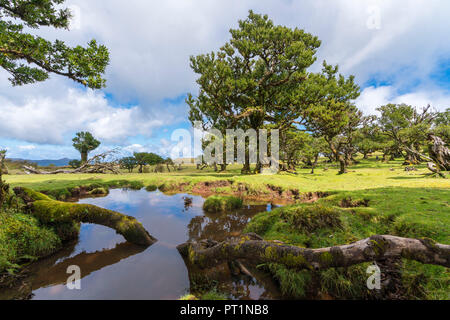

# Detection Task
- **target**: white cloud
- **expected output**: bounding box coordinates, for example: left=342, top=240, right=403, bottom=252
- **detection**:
left=356, top=85, right=450, bottom=115
left=18, top=145, right=37, bottom=151
left=0, top=86, right=178, bottom=145
left=19, top=0, right=449, bottom=104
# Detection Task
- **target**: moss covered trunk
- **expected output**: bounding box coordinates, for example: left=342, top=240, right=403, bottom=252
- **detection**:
left=14, top=187, right=156, bottom=246
left=178, top=235, right=450, bottom=270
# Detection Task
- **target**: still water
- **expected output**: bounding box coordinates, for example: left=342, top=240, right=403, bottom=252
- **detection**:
left=13, top=189, right=281, bottom=300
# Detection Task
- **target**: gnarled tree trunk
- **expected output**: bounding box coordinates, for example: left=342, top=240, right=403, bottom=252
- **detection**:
left=22, top=150, right=120, bottom=175
left=178, top=234, right=449, bottom=270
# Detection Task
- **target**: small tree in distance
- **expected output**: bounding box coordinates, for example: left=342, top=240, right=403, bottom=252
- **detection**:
left=120, top=157, right=138, bottom=173
left=72, top=132, right=101, bottom=163
left=68, top=160, right=82, bottom=169
left=133, top=152, right=164, bottom=173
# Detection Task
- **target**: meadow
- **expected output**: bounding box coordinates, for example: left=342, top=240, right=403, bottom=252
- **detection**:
left=1, top=156, right=449, bottom=299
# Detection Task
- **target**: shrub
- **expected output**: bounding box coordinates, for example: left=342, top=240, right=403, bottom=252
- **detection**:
left=244, top=211, right=281, bottom=236
left=145, top=185, right=158, bottom=192
left=0, top=210, right=61, bottom=272
left=203, top=196, right=243, bottom=213
left=280, top=205, right=342, bottom=233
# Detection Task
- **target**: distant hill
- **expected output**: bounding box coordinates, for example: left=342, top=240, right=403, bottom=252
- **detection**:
left=8, top=158, right=75, bottom=167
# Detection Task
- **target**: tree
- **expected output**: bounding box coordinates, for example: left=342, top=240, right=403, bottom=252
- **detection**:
left=187, top=11, right=321, bottom=173
left=377, top=104, right=436, bottom=164
left=68, top=159, right=81, bottom=169
left=299, top=135, right=328, bottom=174
left=354, top=115, right=382, bottom=159
left=303, top=63, right=361, bottom=174
left=0, top=149, right=9, bottom=206
left=0, top=0, right=109, bottom=88
left=164, top=158, right=175, bottom=172
left=433, top=108, right=450, bottom=145
left=133, top=152, right=163, bottom=173
left=119, top=157, right=138, bottom=173
left=280, top=129, right=306, bottom=171
left=72, top=132, right=101, bottom=163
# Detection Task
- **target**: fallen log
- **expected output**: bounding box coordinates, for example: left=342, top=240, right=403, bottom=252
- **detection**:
left=22, top=150, right=120, bottom=175
left=14, top=187, right=156, bottom=246
left=177, top=234, right=450, bottom=270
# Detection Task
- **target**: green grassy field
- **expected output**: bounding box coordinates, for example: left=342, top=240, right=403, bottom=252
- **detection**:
left=4, top=158, right=450, bottom=195
left=1, top=157, right=449, bottom=299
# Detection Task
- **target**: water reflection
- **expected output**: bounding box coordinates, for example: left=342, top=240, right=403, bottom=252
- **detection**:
left=2, top=189, right=280, bottom=300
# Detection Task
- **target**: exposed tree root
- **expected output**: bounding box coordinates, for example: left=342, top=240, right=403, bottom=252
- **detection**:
left=177, top=234, right=450, bottom=270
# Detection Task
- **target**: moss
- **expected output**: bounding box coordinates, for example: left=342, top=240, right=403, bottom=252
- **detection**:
left=28, top=194, right=154, bottom=245
left=23, top=188, right=52, bottom=201
left=0, top=209, right=61, bottom=272
left=200, top=289, right=228, bottom=300
left=88, top=187, right=109, bottom=196
left=244, top=211, right=280, bottom=236
left=369, top=237, right=388, bottom=256
left=51, top=221, right=80, bottom=242
left=145, top=184, right=158, bottom=192
left=264, top=246, right=278, bottom=260
left=266, top=263, right=313, bottom=298
left=203, top=196, right=243, bottom=213
left=280, top=204, right=343, bottom=234
left=320, top=251, right=334, bottom=265
left=179, top=294, right=198, bottom=300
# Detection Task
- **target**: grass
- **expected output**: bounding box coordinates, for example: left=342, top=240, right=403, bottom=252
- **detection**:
left=244, top=186, right=449, bottom=299
left=4, top=158, right=449, bottom=197
left=179, top=289, right=228, bottom=301
left=0, top=207, right=61, bottom=273
left=203, top=195, right=243, bottom=213
left=2, top=156, right=449, bottom=298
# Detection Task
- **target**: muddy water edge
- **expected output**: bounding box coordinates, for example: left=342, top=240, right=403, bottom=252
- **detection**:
left=1, top=188, right=288, bottom=300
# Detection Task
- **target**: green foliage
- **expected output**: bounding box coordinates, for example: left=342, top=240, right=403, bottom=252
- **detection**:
left=244, top=211, right=280, bottom=235
left=187, top=10, right=322, bottom=167
left=145, top=184, right=158, bottom=192
left=266, top=263, right=312, bottom=298
left=245, top=186, right=449, bottom=299
left=120, top=157, right=138, bottom=173
left=377, top=104, right=435, bottom=162
left=179, top=294, right=198, bottom=300
left=0, top=208, right=61, bottom=273
left=318, top=264, right=371, bottom=299
left=203, top=195, right=243, bottom=213
left=304, top=63, right=361, bottom=174
left=68, top=159, right=82, bottom=169
left=72, top=132, right=101, bottom=162
left=354, top=115, right=384, bottom=158
left=0, top=149, right=9, bottom=206
left=200, top=289, right=228, bottom=300
left=0, top=0, right=109, bottom=88
left=133, top=152, right=164, bottom=173
left=280, top=205, right=343, bottom=233
left=433, top=108, right=450, bottom=145
left=30, top=195, right=153, bottom=245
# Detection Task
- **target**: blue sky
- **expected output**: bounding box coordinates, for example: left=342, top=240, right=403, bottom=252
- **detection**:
left=0, top=0, right=449, bottom=160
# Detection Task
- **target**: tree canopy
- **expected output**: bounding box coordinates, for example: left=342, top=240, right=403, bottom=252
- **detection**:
left=0, top=0, right=109, bottom=88
left=377, top=104, right=436, bottom=164
left=72, top=131, right=101, bottom=163
left=133, top=152, right=164, bottom=173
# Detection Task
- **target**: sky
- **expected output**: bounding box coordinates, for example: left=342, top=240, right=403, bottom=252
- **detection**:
left=0, top=0, right=449, bottom=160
